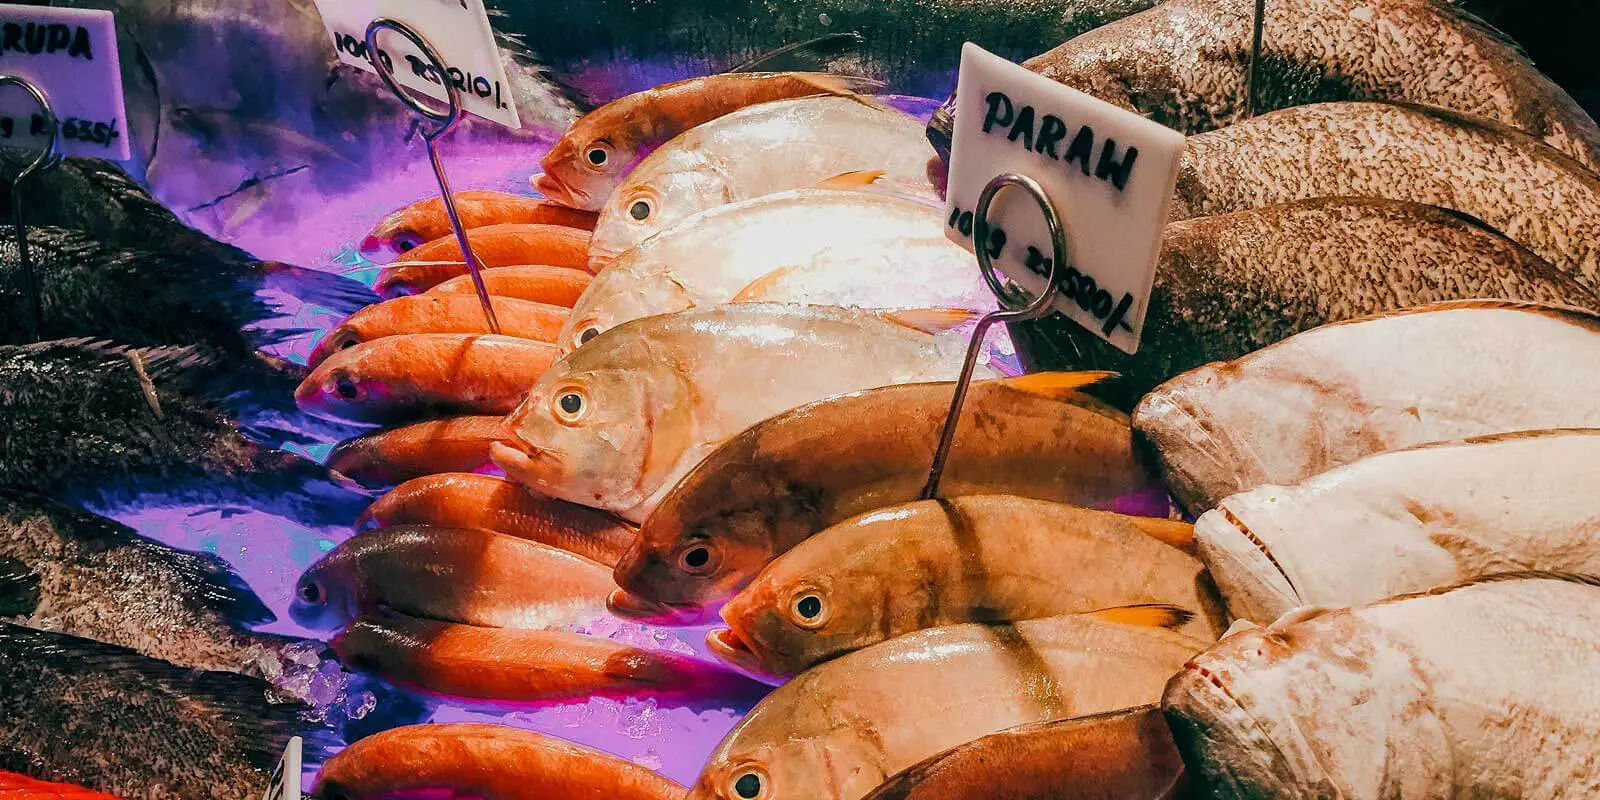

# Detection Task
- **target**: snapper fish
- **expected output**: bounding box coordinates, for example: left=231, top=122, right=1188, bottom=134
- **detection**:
left=360, top=191, right=597, bottom=262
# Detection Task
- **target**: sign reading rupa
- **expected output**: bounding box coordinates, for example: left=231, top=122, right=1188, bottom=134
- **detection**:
left=943, top=43, right=1183, bottom=354
left=0, top=5, right=129, bottom=159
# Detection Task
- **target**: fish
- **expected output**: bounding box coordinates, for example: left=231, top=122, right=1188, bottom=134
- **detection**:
left=325, top=417, right=507, bottom=488
left=308, top=295, right=569, bottom=367
left=1196, top=428, right=1600, bottom=624
left=311, top=722, right=684, bottom=800
left=354, top=473, right=636, bottom=567
left=425, top=265, right=594, bottom=307
left=1020, top=198, right=1600, bottom=395
left=1166, top=102, right=1600, bottom=293
left=1134, top=301, right=1600, bottom=513
left=493, top=303, right=992, bottom=524
left=0, top=770, right=125, bottom=800
left=535, top=72, right=886, bottom=211
left=375, top=224, right=593, bottom=297
left=1018, top=0, right=1600, bottom=172
left=289, top=524, right=613, bottom=631
left=295, top=334, right=559, bottom=425
left=1163, top=573, right=1600, bottom=798
left=688, top=610, right=1206, bottom=800
left=561, top=188, right=993, bottom=352
left=859, top=706, right=1190, bottom=800
left=587, top=97, right=936, bottom=267
left=710, top=495, right=1220, bottom=677
left=0, top=622, right=332, bottom=800
left=616, top=374, right=1166, bottom=623
left=360, top=192, right=598, bottom=262
left=332, top=611, right=766, bottom=708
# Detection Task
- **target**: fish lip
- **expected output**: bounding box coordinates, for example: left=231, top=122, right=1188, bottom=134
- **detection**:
left=1165, top=657, right=1303, bottom=797
left=490, top=439, right=563, bottom=477
left=532, top=172, right=586, bottom=209
left=606, top=588, right=711, bottom=625
left=1194, top=504, right=1302, bottom=623
left=705, top=626, right=780, bottom=681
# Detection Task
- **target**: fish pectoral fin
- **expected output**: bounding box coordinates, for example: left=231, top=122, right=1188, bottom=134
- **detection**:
left=1268, top=604, right=1342, bottom=629
left=1123, top=515, right=1196, bottom=551
left=797, top=73, right=891, bottom=98
left=814, top=169, right=887, bottom=190
left=726, top=32, right=868, bottom=73
left=881, top=308, right=979, bottom=334
left=998, top=371, right=1119, bottom=399
left=731, top=267, right=799, bottom=302
left=1083, top=603, right=1194, bottom=630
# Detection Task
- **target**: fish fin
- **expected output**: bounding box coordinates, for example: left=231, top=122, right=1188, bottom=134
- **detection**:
left=257, top=262, right=382, bottom=316
left=1082, top=603, right=1194, bottom=630
left=731, top=267, right=798, bottom=302
left=1123, top=516, right=1196, bottom=550
left=880, top=308, right=979, bottom=334
left=998, top=371, right=1118, bottom=399
left=0, top=557, right=41, bottom=618
left=727, top=33, right=869, bottom=73
left=814, top=169, right=887, bottom=190
left=1380, top=570, right=1600, bottom=605
left=135, top=542, right=278, bottom=628
left=1267, top=604, right=1341, bottom=629
left=1221, top=618, right=1260, bottom=639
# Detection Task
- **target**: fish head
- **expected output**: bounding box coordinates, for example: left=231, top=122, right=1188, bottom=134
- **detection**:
left=358, top=206, right=431, bottom=261
left=559, top=266, right=695, bottom=354
left=1193, top=495, right=1303, bottom=624
left=690, top=733, right=884, bottom=800
left=289, top=553, right=359, bottom=631
left=612, top=503, right=784, bottom=624
left=1132, top=370, right=1255, bottom=513
left=307, top=319, right=368, bottom=368
left=536, top=100, right=659, bottom=212
left=294, top=342, right=403, bottom=424
left=589, top=162, right=733, bottom=268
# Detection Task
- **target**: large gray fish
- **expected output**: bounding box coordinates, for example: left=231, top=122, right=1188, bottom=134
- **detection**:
left=1133, top=301, right=1600, bottom=513
left=1163, top=573, right=1600, bottom=799
left=0, top=622, right=335, bottom=800
left=1021, top=198, right=1599, bottom=395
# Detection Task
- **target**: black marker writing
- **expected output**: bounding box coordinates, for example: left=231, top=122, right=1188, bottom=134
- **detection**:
left=1022, top=246, right=1135, bottom=336
left=982, top=91, right=1139, bottom=191
left=946, top=204, right=1008, bottom=261
left=0, top=22, right=93, bottom=60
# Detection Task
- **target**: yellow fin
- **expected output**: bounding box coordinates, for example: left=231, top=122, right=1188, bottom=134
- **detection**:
left=815, top=169, right=887, bottom=190
left=732, top=267, right=796, bottom=302
left=881, top=308, right=978, bottom=335
left=998, top=371, right=1118, bottom=400
left=1083, top=604, right=1194, bottom=630
left=1124, top=516, right=1196, bottom=550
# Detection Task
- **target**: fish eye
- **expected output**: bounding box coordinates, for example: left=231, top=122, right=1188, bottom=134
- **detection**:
left=297, top=580, right=325, bottom=606
left=586, top=144, right=610, bottom=168
left=678, top=543, right=718, bottom=575
left=551, top=387, right=589, bottom=423
left=628, top=198, right=652, bottom=222
left=728, top=768, right=767, bottom=800
left=578, top=327, right=601, bottom=345
left=395, top=234, right=421, bottom=253
left=789, top=589, right=829, bottom=629
left=330, top=372, right=361, bottom=401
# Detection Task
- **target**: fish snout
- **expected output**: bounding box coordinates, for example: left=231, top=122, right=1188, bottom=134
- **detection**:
left=704, top=626, right=779, bottom=682
left=532, top=172, right=585, bottom=210
left=605, top=587, right=715, bottom=625
left=1193, top=506, right=1302, bottom=624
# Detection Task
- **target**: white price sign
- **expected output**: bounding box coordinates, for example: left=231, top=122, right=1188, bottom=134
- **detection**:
left=261, top=735, right=302, bottom=800
left=0, top=5, right=129, bottom=160
left=310, top=0, right=521, bottom=130
left=943, top=44, right=1183, bottom=354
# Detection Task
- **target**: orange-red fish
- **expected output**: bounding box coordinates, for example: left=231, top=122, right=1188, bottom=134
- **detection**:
left=356, top=473, right=637, bottom=567
left=0, top=771, right=122, bottom=800
left=426, top=265, right=593, bottom=307
left=375, top=224, right=592, bottom=296
left=308, top=294, right=568, bottom=367
left=312, top=723, right=685, bottom=800
left=326, top=416, right=506, bottom=488
left=361, top=191, right=598, bottom=262
left=295, top=334, right=558, bottom=425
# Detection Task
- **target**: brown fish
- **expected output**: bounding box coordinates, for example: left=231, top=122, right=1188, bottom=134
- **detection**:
left=308, top=295, right=568, bottom=367
left=375, top=224, right=592, bottom=296
left=355, top=473, right=636, bottom=567
left=361, top=191, right=598, bottom=262
left=426, top=264, right=593, bottom=307
left=325, top=416, right=505, bottom=488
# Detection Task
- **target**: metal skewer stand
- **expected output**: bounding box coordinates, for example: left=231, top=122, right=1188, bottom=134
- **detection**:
left=922, top=173, right=1066, bottom=500
left=1245, top=0, right=1268, bottom=118
left=0, top=74, right=61, bottom=342
left=363, top=17, right=500, bottom=334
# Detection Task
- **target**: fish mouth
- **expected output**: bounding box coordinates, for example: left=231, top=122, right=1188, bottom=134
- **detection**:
left=606, top=588, right=715, bottom=625
left=705, top=626, right=780, bottom=682
left=358, top=210, right=408, bottom=261
left=532, top=172, right=588, bottom=210
left=1193, top=505, right=1302, bottom=624
left=1164, top=657, right=1300, bottom=797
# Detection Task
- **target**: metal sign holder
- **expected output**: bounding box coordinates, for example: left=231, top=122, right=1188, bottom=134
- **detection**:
left=363, top=17, right=500, bottom=334
left=1245, top=0, right=1268, bottom=118
left=0, top=74, right=62, bottom=342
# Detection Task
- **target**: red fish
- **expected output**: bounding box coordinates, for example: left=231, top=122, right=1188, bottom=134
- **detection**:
left=426, top=265, right=593, bottom=307
left=326, top=416, right=506, bottom=488
left=361, top=191, right=598, bottom=262
left=0, top=772, right=122, bottom=800
left=308, top=294, right=568, bottom=367
left=375, top=224, right=592, bottom=297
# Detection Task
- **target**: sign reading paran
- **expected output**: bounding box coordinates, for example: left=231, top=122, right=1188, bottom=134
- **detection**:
left=310, top=0, right=521, bottom=130
left=0, top=4, right=129, bottom=160
left=943, top=43, right=1183, bottom=354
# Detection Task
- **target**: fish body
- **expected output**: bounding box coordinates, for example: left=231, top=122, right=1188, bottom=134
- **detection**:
left=494, top=304, right=992, bottom=524
left=1163, top=574, right=1600, bottom=799
left=588, top=97, right=935, bottom=266
left=689, top=612, right=1205, bottom=800
left=537, top=72, right=886, bottom=211
left=1135, top=301, right=1600, bottom=513
left=326, top=417, right=506, bottom=488
left=295, top=334, right=559, bottom=425
left=1197, top=429, right=1600, bottom=623
left=1023, top=0, right=1600, bottom=171
left=712, top=496, right=1219, bottom=677
left=309, top=295, right=568, bottom=367
left=425, top=265, right=593, bottom=307
left=312, top=722, right=683, bottom=800
left=0, top=771, right=124, bottom=800
left=376, top=225, right=592, bottom=297
left=360, top=192, right=598, bottom=262
left=618, top=375, right=1163, bottom=622
left=290, top=525, right=613, bottom=631
left=354, top=474, right=635, bottom=567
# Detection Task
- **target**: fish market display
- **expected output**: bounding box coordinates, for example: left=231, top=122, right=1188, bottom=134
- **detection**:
left=375, top=224, right=592, bottom=297
left=361, top=192, right=597, bottom=262
left=710, top=496, right=1219, bottom=676
left=326, top=417, right=506, bottom=488
left=689, top=611, right=1205, bottom=800
left=616, top=374, right=1163, bottom=622
left=536, top=72, right=886, bottom=210
left=1164, top=573, right=1600, bottom=798
left=1135, top=301, right=1600, bottom=512
left=295, top=334, right=559, bottom=425
left=312, top=723, right=684, bottom=800
left=1022, top=0, right=1600, bottom=171
left=355, top=473, right=635, bottom=567
left=562, top=189, right=990, bottom=352
left=0, top=622, right=329, bottom=800
left=291, top=525, right=613, bottom=630
left=425, top=265, right=593, bottom=306
left=0, top=770, right=123, bottom=800
left=587, top=97, right=936, bottom=266
left=333, top=612, right=763, bottom=707
left=309, top=296, right=567, bottom=366
left=495, top=304, right=989, bottom=523
left=1196, top=428, right=1600, bottom=623
left=860, top=706, right=1189, bottom=800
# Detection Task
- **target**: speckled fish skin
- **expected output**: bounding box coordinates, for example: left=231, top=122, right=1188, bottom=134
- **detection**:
left=360, top=192, right=597, bottom=262
left=326, top=417, right=506, bottom=489
left=860, top=706, right=1190, bottom=800
left=312, top=722, right=684, bottom=800
left=1037, top=197, right=1599, bottom=394
left=587, top=97, right=936, bottom=266
left=1024, top=0, right=1600, bottom=171
left=1163, top=574, right=1600, bottom=799
left=1196, top=429, right=1600, bottom=624
left=619, top=376, right=1163, bottom=622
left=1134, top=301, right=1600, bottom=514
left=495, top=304, right=991, bottom=525
left=564, top=188, right=988, bottom=352
left=712, top=496, right=1220, bottom=676
left=688, top=614, right=1205, bottom=800
left=308, top=296, right=569, bottom=367
left=1168, top=102, right=1600, bottom=292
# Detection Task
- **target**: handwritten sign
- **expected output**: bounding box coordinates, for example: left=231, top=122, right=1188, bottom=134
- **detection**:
left=943, top=44, right=1183, bottom=354
left=310, top=0, right=521, bottom=130
left=260, top=735, right=302, bottom=800
left=0, top=5, right=128, bottom=160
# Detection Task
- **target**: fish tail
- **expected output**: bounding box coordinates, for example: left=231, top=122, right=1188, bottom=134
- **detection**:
left=257, top=262, right=381, bottom=316
left=726, top=32, right=873, bottom=74
left=1083, top=603, right=1195, bottom=630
